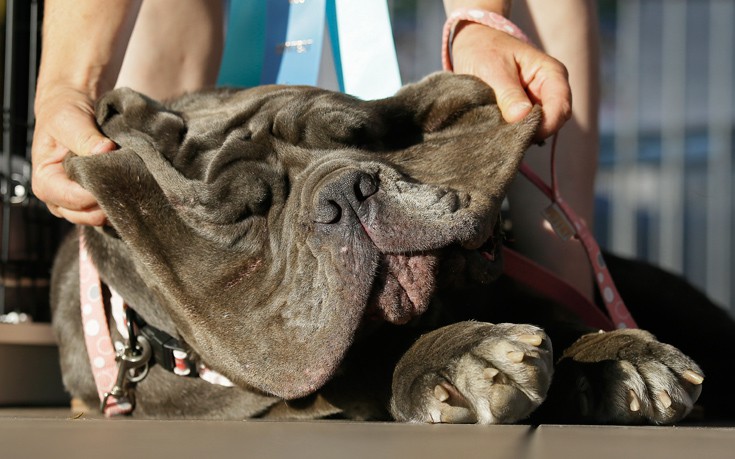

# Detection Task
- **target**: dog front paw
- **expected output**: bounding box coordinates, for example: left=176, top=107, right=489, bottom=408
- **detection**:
left=390, top=321, right=553, bottom=424
left=550, top=329, right=703, bottom=425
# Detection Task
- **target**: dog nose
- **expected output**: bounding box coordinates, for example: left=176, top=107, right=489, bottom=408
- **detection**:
left=314, top=170, right=378, bottom=224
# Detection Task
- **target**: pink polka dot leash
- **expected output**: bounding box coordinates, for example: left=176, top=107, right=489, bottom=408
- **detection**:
left=443, top=8, right=637, bottom=330
left=79, top=231, right=139, bottom=416
left=515, top=136, right=638, bottom=330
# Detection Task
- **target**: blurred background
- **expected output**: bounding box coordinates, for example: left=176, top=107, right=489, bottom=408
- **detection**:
left=1, top=0, right=734, bottom=327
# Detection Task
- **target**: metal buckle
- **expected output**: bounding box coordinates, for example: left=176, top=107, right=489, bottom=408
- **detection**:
left=100, top=334, right=152, bottom=414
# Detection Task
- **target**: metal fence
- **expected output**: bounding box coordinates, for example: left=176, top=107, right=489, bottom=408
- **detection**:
left=1, top=0, right=67, bottom=323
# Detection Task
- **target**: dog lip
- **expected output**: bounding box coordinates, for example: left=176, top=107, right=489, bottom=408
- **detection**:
left=365, top=251, right=438, bottom=325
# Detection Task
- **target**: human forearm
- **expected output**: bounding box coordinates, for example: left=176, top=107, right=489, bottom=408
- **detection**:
left=36, top=0, right=142, bottom=102
left=32, top=0, right=141, bottom=226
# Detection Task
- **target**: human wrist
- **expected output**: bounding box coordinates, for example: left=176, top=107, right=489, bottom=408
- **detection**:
left=442, top=7, right=530, bottom=71
left=36, top=64, right=114, bottom=105
left=34, top=72, right=100, bottom=117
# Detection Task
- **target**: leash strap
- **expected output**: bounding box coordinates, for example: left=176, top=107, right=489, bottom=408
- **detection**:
left=502, top=247, right=614, bottom=330
left=517, top=137, right=637, bottom=329
left=79, top=231, right=236, bottom=416
left=442, top=8, right=637, bottom=330
left=78, top=231, right=134, bottom=416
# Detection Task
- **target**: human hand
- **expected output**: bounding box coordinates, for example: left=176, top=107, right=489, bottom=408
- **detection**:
left=451, top=23, right=572, bottom=140
left=31, top=84, right=117, bottom=226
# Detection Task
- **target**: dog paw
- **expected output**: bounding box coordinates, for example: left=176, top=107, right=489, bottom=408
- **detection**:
left=551, top=329, right=703, bottom=425
left=390, top=321, right=553, bottom=424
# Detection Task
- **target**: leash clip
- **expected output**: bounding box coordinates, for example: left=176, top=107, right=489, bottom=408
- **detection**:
left=100, top=334, right=152, bottom=414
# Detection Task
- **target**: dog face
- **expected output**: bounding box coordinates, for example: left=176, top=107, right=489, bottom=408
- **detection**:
left=66, top=73, right=540, bottom=399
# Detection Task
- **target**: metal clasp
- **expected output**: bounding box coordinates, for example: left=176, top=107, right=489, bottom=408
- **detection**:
left=100, top=334, right=152, bottom=413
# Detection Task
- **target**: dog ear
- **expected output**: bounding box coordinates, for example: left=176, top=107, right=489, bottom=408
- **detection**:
left=96, top=87, right=186, bottom=153
left=372, top=72, right=542, bottom=248
left=371, top=72, right=501, bottom=135
left=76, top=87, right=280, bottom=250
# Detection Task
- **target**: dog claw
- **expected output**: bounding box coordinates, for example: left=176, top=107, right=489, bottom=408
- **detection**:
left=682, top=370, right=704, bottom=385
left=628, top=389, right=640, bottom=412
left=658, top=390, right=672, bottom=409
left=483, top=367, right=499, bottom=381
left=507, top=351, right=525, bottom=363
left=434, top=384, right=450, bottom=402
left=440, top=406, right=475, bottom=424
left=518, top=334, right=543, bottom=346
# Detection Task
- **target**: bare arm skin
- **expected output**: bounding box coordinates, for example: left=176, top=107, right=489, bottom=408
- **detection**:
left=32, top=0, right=142, bottom=225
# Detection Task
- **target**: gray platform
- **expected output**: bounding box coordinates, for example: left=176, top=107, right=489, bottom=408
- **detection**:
left=1, top=408, right=733, bottom=459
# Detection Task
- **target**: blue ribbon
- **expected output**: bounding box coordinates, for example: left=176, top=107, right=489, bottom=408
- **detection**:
left=326, top=0, right=402, bottom=99
left=262, top=0, right=328, bottom=86
left=260, top=0, right=402, bottom=99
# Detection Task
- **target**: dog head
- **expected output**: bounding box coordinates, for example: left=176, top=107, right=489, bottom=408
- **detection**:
left=66, top=73, right=540, bottom=399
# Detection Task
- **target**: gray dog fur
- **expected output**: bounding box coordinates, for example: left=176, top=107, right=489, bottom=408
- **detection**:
left=51, top=73, right=703, bottom=423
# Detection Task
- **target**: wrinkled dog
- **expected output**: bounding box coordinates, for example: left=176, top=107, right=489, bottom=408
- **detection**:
left=52, top=73, right=708, bottom=424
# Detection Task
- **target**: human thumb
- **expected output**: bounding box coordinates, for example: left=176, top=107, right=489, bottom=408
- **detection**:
left=495, top=85, right=533, bottom=124
left=63, top=108, right=116, bottom=156
left=74, top=130, right=116, bottom=156
left=87, top=136, right=117, bottom=155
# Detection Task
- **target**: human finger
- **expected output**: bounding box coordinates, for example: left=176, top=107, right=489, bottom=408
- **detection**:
left=451, top=24, right=534, bottom=123
left=522, top=59, right=572, bottom=139
left=45, top=101, right=116, bottom=156
left=56, top=205, right=108, bottom=227
left=32, top=161, right=100, bottom=213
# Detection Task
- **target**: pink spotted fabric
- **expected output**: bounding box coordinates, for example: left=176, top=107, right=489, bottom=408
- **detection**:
left=79, top=232, right=132, bottom=415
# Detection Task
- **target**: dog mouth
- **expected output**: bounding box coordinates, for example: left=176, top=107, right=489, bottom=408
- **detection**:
left=364, top=223, right=503, bottom=325
left=365, top=251, right=439, bottom=324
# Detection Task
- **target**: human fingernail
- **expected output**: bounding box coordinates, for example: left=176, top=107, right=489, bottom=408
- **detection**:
left=91, top=139, right=115, bottom=154
left=507, top=102, right=532, bottom=120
